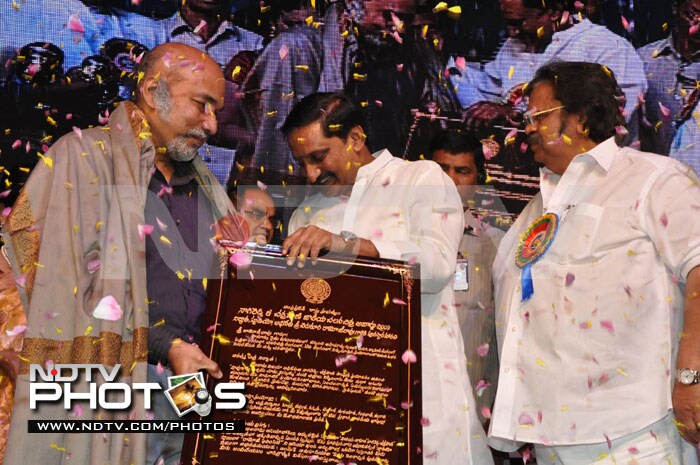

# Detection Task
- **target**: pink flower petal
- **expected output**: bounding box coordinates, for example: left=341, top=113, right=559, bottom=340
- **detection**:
left=71, top=404, right=83, bottom=418
left=2, top=207, right=11, bottom=218
left=420, top=417, right=431, bottom=426
left=68, top=14, right=85, bottom=33
left=138, top=224, right=154, bottom=242
left=72, top=126, right=82, bottom=138
left=87, top=259, right=101, bottom=274
left=156, top=362, right=164, bottom=375
left=600, top=320, right=615, bottom=335
left=279, top=45, right=289, bottom=60
left=6, top=324, right=27, bottom=336
left=659, top=102, right=671, bottom=118
left=15, top=274, right=27, bottom=288
left=518, top=413, right=535, bottom=426
left=455, top=56, right=466, bottom=71
left=334, top=353, right=357, bottom=367
left=660, top=213, right=668, bottom=227
left=392, top=297, right=407, bottom=306
left=475, top=379, right=490, bottom=396
left=229, top=251, right=253, bottom=268
left=193, top=19, right=206, bottom=34
left=481, top=406, right=492, bottom=418
left=401, top=349, right=417, bottom=364
left=621, top=15, right=630, bottom=31
left=161, top=51, right=172, bottom=68
left=565, top=272, right=575, bottom=286
left=476, top=343, right=489, bottom=357
left=92, top=295, right=124, bottom=321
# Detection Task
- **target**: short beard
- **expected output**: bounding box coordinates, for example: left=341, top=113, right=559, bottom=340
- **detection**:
left=154, top=79, right=206, bottom=163
left=166, top=129, right=208, bottom=162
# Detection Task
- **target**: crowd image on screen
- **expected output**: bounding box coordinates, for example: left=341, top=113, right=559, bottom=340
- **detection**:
left=0, top=0, right=694, bottom=237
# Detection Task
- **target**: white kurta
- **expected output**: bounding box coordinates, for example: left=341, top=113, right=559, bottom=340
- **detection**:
left=289, top=150, right=493, bottom=465
left=490, top=138, right=700, bottom=451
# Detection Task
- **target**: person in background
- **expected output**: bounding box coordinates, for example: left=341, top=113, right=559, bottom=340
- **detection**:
left=451, top=0, right=646, bottom=137
left=638, top=0, right=700, bottom=174
left=427, top=130, right=502, bottom=428
left=234, top=185, right=278, bottom=245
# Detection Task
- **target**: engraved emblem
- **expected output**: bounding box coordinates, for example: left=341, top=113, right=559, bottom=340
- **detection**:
left=300, top=278, right=331, bottom=304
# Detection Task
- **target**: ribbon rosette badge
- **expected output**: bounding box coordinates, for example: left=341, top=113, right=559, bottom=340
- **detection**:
left=515, top=212, right=559, bottom=301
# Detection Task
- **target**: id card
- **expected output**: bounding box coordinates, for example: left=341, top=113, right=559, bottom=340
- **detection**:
left=454, top=258, right=469, bottom=291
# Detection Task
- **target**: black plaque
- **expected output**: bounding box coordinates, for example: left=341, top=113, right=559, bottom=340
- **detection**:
left=181, top=245, right=422, bottom=465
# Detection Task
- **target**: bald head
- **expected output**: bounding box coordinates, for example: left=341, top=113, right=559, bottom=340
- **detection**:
left=133, top=43, right=226, bottom=162
left=133, top=42, right=223, bottom=104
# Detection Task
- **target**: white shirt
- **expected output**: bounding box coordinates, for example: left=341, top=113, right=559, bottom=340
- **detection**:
left=490, top=137, right=700, bottom=449
left=289, top=150, right=493, bottom=465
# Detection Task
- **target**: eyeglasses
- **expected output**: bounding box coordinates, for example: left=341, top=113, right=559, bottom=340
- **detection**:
left=522, top=105, right=565, bottom=127
left=242, top=209, right=281, bottom=230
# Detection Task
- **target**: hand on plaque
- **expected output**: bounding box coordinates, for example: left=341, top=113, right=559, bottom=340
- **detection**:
left=168, top=339, right=223, bottom=379
left=281, top=225, right=337, bottom=268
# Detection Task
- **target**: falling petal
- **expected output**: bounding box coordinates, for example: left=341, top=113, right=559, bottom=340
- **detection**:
left=229, top=251, right=253, bottom=268
left=401, top=349, right=417, bottom=364
left=72, top=126, right=83, bottom=138
left=392, top=297, right=407, bottom=306
left=206, top=323, right=220, bottom=333
left=138, top=224, right=154, bottom=241
left=481, top=406, right=492, bottom=418
left=71, top=404, right=83, bottom=418
left=68, top=14, right=85, bottom=33
left=659, top=102, right=671, bottom=118
left=161, top=51, right=172, bottom=68
left=15, top=274, right=27, bottom=288
left=600, top=320, right=615, bottom=335
left=6, top=325, right=26, bottom=336
left=605, top=433, right=612, bottom=449
left=279, top=44, right=289, bottom=60
left=92, top=295, right=124, bottom=321
left=565, top=273, right=575, bottom=286
left=518, top=413, right=535, bottom=426
left=660, top=213, right=668, bottom=227
left=420, top=417, right=431, bottom=426
left=628, top=447, right=639, bottom=454
left=87, top=259, right=101, bottom=274
left=335, top=354, right=357, bottom=367
left=193, top=19, right=206, bottom=34
left=621, top=15, right=630, bottom=31
left=475, top=379, right=490, bottom=396
left=156, top=217, right=168, bottom=230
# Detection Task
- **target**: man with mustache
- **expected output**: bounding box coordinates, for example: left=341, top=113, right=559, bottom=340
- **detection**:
left=490, top=61, right=700, bottom=464
left=281, top=92, right=493, bottom=465
left=638, top=0, right=700, bottom=172
left=2, top=42, right=245, bottom=465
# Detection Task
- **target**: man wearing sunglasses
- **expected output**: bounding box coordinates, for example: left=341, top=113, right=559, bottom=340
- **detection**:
left=490, top=61, right=700, bottom=463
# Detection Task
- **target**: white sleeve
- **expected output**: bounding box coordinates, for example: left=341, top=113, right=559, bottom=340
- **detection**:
left=371, top=162, right=464, bottom=294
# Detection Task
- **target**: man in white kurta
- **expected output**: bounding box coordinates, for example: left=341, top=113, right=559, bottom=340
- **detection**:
left=491, top=61, right=700, bottom=464
left=281, top=93, right=493, bottom=465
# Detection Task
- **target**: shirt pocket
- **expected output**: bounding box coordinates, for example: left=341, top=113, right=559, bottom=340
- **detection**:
left=552, top=203, right=604, bottom=263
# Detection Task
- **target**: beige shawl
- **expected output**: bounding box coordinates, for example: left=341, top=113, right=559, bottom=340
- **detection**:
left=2, top=101, right=236, bottom=465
